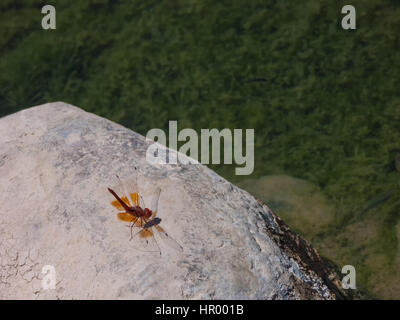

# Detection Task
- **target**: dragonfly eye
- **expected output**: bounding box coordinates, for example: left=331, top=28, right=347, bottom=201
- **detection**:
left=153, top=217, right=161, bottom=224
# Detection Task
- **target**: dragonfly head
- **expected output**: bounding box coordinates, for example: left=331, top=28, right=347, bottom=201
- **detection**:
left=152, top=217, right=161, bottom=225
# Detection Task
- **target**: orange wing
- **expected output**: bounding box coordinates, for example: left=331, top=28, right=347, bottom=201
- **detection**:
left=111, top=196, right=130, bottom=211
left=108, top=172, right=140, bottom=210
left=130, top=192, right=139, bottom=207
left=117, top=174, right=140, bottom=207
left=149, top=187, right=161, bottom=219
left=129, top=218, right=183, bottom=254
left=117, top=212, right=136, bottom=222
left=119, top=213, right=148, bottom=228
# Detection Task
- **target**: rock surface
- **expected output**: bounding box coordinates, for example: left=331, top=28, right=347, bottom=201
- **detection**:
left=0, top=102, right=345, bottom=299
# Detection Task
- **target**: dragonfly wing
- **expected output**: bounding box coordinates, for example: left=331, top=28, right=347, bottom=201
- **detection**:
left=130, top=228, right=161, bottom=254
left=108, top=171, right=140, bottom=210
left=107, top=181, right=132, bottom=210
left=123, top=174, right=140, bottom=207
left=119, top=215, right=148, bottom=230
left=117, top=212, right=137, bottom=223
left=150, top=187, right=161, bottom=218
left=115, top=174, right=137, bottom=206
left=154, top=225, right=183, bottom=252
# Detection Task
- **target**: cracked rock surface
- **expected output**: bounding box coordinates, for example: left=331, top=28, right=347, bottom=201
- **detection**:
left=0, top=102, right=345, bottom=299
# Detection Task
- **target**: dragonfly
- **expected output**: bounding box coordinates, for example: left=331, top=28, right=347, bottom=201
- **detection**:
left=107, top=172, right=183, bottom=255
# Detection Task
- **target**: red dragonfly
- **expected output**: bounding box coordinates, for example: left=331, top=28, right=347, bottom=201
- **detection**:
left=107, top=173, right=183, bottom=255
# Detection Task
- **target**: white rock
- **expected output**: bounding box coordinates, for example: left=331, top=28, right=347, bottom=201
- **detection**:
left=0, top=102, right=344, bottom=299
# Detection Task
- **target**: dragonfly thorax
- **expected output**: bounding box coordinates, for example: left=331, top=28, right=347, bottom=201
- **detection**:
left=128, top=206, right=144, bottom=216
left=144, top=208, right=152, bottom=218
